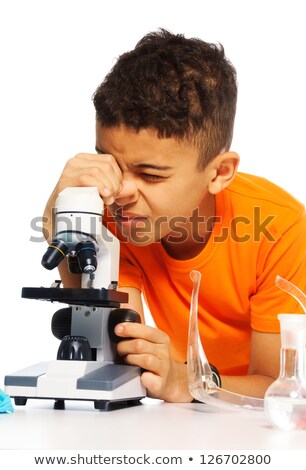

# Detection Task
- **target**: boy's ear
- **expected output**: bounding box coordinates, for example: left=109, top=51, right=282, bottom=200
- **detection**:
left=208, top=151, right=240, bottom=195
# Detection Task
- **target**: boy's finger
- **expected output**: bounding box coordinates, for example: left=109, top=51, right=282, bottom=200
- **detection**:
left=114, top=322, right=169, bottom=344
left=123, top=353, right=161, bottom=375
left=117, top=336, right=158, bottom=357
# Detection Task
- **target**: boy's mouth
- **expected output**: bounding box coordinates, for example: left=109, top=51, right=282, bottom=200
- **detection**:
left=114, top=211, right=148, bottom=225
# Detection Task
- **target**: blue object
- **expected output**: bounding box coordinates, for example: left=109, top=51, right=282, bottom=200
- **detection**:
left=0, top=388, right=14, bottom=414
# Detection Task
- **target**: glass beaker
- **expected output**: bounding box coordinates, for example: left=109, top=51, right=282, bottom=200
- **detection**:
left=264, top=314, right=306, bottom=431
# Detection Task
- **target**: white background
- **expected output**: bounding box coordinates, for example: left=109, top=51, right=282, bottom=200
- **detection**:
left=0, top=0, right=305, bottom=386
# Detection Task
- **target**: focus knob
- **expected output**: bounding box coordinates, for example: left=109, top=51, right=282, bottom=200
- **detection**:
left=108, top=308, right=141, bottom=343
left=57, top=335, right=92, bottom=361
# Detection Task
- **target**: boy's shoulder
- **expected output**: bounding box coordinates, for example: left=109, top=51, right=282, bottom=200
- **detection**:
left=227, top=172, right=304, bottom=215
left=223, top=172, right=305, bottom=238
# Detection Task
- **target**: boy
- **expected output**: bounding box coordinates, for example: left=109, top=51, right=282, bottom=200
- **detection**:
left=43, top=29, right=306, bottom=402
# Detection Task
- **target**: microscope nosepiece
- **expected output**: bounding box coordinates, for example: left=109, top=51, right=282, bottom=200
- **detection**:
left=41, top=239, right=69, bottom=270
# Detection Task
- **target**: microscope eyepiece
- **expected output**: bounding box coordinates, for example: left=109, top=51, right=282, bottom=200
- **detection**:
left=41, top=239, right=69, bottom=270
left=76, top=240, right=97, bottom=274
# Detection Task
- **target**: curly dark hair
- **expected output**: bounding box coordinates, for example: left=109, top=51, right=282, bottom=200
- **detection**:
left=93, top=29, right=237, bottom=169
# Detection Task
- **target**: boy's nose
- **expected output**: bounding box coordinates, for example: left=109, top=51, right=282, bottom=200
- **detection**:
left=114, top=179, right=139, bottom=206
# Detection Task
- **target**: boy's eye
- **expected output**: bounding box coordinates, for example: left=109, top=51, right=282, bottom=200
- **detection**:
left=140, top=173, right=165, bottom=181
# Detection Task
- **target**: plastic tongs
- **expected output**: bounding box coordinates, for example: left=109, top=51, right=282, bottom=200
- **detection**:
left=187, top=270, right=264, bottom=411
left=275, top=275, right=306, bottom=314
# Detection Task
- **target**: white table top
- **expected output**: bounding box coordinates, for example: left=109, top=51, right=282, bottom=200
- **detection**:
left=1, top=397, right=306, bottom=450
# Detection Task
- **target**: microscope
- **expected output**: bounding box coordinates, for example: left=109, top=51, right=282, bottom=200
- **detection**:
left=5, top=187, right=146, bottom=410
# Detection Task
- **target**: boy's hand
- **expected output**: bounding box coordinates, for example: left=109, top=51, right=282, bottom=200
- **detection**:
left=53, top=153, right=123, bottom=205
left=115, top=322, right=193, bottom=403
left=43, top=153, right=123, bottom=242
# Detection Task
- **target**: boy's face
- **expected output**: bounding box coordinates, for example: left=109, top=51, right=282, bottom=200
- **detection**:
left=96, top=124, right=216, bottom=246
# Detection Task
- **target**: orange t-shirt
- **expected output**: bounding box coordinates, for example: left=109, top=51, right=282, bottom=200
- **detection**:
left=105, top=173, right=306, bottom=375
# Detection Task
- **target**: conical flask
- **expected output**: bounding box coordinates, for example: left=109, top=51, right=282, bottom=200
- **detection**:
left=264, top=314, right=306, bottom=431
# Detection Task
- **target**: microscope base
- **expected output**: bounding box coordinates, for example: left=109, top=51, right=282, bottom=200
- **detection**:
left=5, top=360, right=146, bottom=411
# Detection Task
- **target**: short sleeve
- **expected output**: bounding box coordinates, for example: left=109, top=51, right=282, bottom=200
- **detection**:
left=250, top=209, right=306, bottom=332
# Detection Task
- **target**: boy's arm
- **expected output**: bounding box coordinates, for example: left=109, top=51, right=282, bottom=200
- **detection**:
left=58, top=262, right=81, bottom=288
left=118, top=286, right=145, bottom=322
left=221, top=330, right=281, bottom=398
